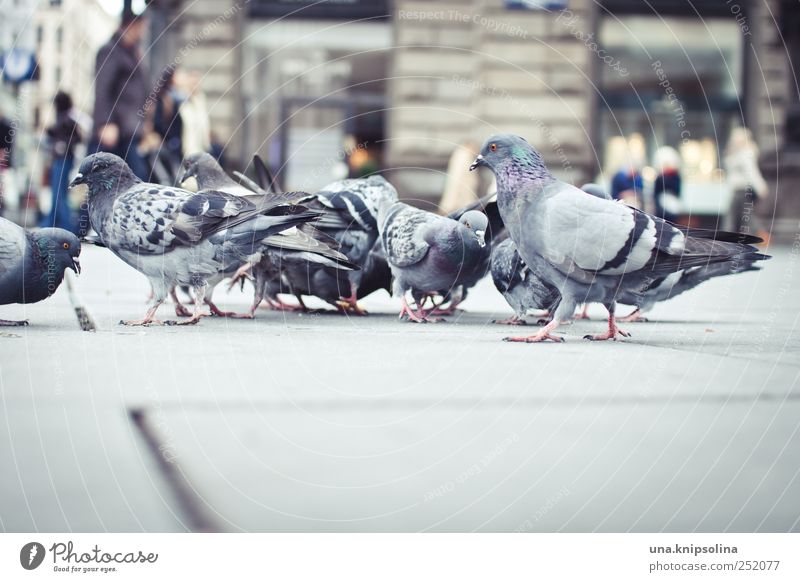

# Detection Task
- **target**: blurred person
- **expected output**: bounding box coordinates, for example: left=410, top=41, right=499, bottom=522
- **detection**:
left=607, top=134, right=644, bottom=208
left=724, top=127, right=768, bottom=237
left=178, top=69, right=211, bottom=156
left=610, top=163, right=643, bottom=207
left=440, top=140, right=480, bottom=215
left=0, top=112, right=13, bottom=171
left=40, top=91, right=82, bottom=233
left=90, top=9, right=150, bottom=180
left=652, top=146, right=682, bottom=223
left=145, top=66, right=184, bottom=182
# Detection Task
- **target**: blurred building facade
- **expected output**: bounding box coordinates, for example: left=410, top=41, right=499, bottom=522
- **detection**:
left=4, top=0, right=792, bottom=236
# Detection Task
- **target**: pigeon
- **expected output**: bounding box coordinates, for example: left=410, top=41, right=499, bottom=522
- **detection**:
left=176, top=152, right=272, bottom=199
left=432, top=192, right=505, bottom=315
left=175, top=152, right=314, bottom=313
left=70, top=152, right=324, bottom=325
left=0, top=217, right=81, bottom=326
left=470, top=134, right=769, bottom=342
left=490, top=238, right=560, bottom=325
left=379, top=201, right=489, bottom=322
left=176, top=153, right=364, bottom=314
left=292, top=175, right=398, bottom=313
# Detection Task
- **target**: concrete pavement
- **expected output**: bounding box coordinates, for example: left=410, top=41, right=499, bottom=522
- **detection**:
left=1, top=243, right=799, bottom=532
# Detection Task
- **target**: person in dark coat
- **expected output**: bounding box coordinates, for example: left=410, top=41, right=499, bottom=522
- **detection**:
left=148, top=66, right=184, bottom=182
left=40, top=91, right=82, bottom=233
left=89, top=9, right=149, bottom=180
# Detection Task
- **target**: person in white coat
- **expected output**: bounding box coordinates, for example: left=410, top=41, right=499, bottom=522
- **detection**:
left=724, top=127, right=768, bottom=237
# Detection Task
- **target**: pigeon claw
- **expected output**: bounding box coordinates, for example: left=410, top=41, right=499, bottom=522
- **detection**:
left=583, top=329, right=631, bottom=341
left=174, top=305, right=193, bottom=317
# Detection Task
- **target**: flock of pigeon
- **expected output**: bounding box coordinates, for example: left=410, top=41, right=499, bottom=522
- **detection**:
left=0, top=133, right=768, bottom=342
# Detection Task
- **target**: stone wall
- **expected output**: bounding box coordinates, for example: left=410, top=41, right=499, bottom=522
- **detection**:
left=388, top=0, right=596, bottom=201
left=150, top=0, right=244, bottom=163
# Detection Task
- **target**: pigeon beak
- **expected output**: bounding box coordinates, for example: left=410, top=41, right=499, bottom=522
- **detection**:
left=69, top=173, right=85, bottom=188
left=469, top=155, right=484, bottom=171
left=475, top=230, right=486, bottom=248
left=179, top=175, right=199, bottom=192
left=70, top=257, right=81, bottom=274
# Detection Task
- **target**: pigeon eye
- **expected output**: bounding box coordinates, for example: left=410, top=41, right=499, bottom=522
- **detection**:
left=490, top=143, right=497, bottom=152
left=62, top=242, right=70, bottom=250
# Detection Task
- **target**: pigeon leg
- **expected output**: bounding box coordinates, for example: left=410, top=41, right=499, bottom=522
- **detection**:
left=617, top=308, right=648, bottom=323
left=226, top=262, right=253, bottom=292
left=121, top=303, right=166, bottom=326
left=204, top=298, right=241, bottom=318
left=337, top=283, right=368, bottom=315
left=429, top=287, right=464, bottom=316
left=398, top=295, right=427, bottom=323
left=175, top=284, right=209, bottom=325
left=414, top=292, right=444, bottom=322
left=170, top=286, right=193, bottom=317
left=503, top=300, right=573, bottom=342
left=0, top=319, right=28, bottom=326
left=122, top=280, right=169, bottom=325
left=584, top=303, right=631, bottom=341
left=494, top=315, right=526, bottom=325
left=503, top=319, right=564, bottom=342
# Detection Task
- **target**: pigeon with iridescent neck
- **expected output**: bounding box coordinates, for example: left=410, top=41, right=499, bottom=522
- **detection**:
left=470, top=134, right=768, bottom=342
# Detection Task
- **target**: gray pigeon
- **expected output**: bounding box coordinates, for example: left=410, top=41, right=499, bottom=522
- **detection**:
left=0, top=217, right=81, bottom=326
left=379, top=201, right=489, bottom=322
left=470, top=134, right=768, bottom=342
left=176, top=153, right=364, bottom=315
left=293, top=175, right=398, bottom=314
left=70, top=152, right=323, bottom=325
left=490, top=238, right=560, bottom=325
left=434, top=192, right=505, bottom=315
left=176, top=152, right=273, bottom=199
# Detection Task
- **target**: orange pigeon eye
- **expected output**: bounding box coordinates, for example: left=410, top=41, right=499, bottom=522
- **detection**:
left=62, top=242, right=70, bottom=250
left=490, top=143, right=497, bottom=152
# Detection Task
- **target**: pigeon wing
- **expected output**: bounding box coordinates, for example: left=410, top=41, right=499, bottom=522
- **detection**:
left=0, top=217, right=25, bottom=275
left=381, top=202, right=437, bottom=268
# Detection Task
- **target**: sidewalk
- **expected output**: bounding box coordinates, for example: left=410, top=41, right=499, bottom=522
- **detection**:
left=1, top=244, right=798, bottom=532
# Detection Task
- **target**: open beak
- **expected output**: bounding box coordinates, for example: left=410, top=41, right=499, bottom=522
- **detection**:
left=70, top=257, right=81, bottom=274
left=475, top=230, right=486, bottom=248
left=469, top=155, right=485, bottom=172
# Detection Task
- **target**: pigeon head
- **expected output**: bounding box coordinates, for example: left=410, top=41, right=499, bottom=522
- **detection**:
left=176, top=152, right=224, bottom=191
left=69, top=153, right=140, bottom=197
left=458, top=210, right=488, bottom=248
left=34, top=228, right=82, bottom=275
left=470, top=134, right=553, bottom=184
